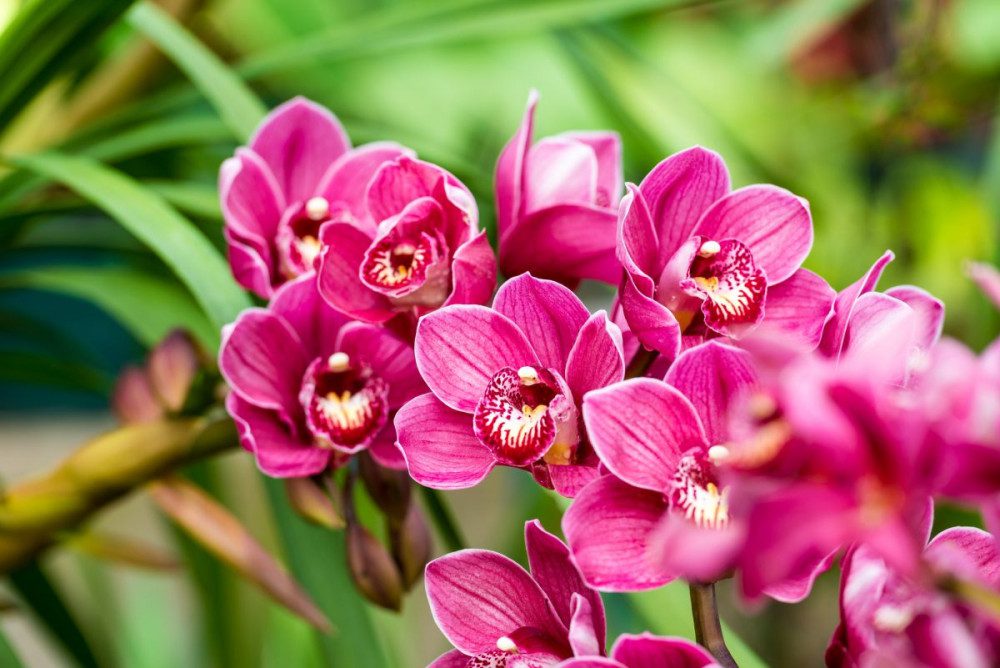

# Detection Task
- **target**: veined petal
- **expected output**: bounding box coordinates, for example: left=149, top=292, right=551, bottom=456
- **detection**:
left=269, top=272, right=349, bottom=357
left=496, top=90, right=538, bottom=241
left=425, top=549, right=566, bottom=656
left=317, top=141, right=414, bottom=223
left=228, top=394, right=330, bottom=478
left=250, top=97, right=350, bottom=203
left=525, top=520, right=605, bottom=651
left=583, top=379, right=706, bottom=493
left=665, top=341, right=757, bottom=445
left=220, top=149, right=285, bottom=245
left=819, top=250, right=894, bottom=358
left=395, top=394, right=495, bottom=489
left=225, top=229, right=275, bottom=299
left=562, top=475, right=673, bottom=591
left=693, top=184, right=812, bottom=284
left=524, top=137, right=598, bottom=212
left=337, top=322, right=425, bottom=408
left=494, top=274, right=589, bottom=372
left=416, top=305, right=538, bottom=412
left=560, top=131, right=622, bottom=208
left=884, top=285, right=944, bottom=352
left=611, top=633, right=718, bottom=668
left=617, top=184, right=659, bottom=282
left=428, top=649, right=471, bottom=668
left=619, top=274, right=682, bottom=360
left=925, top=527, right=1000, bottom=587
left=443, top=231, right=498, bottom=308
left=548, top=464, right=601, bottom=499
left=840, top=292, right=917, bottom=373
left=638, top=147, right=730, bottom=271
left=367, top=422, right=406, bottom=470
left=565, top=311, right=625, bottom=401
left=759, top=268, right=836, bottom=349
left=366, top=155, right=441, bottom=223
left=567, top=595, right=601, bottom=657
left=316, top=221, right=395, bottom=323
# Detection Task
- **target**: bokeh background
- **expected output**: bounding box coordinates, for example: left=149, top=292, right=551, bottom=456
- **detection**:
left=1, top=0, right=998, bottom=666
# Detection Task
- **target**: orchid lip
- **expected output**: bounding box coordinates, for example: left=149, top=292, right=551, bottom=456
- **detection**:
left=300, top=355, right=388, bottom=451
left=669, top=451, right=730, bottom=530
left=681, top=236, right=767, bottom=335
left=473, top=366, right=564, bottom=467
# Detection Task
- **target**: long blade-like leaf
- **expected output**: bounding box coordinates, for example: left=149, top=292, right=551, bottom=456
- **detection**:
left=8, top=152, right=250, bottom=331
left=127, top=1, right=266, bottom=141
left=7, top=561, right=100, bottom=668
left=0, top=624, right=24, bottom=668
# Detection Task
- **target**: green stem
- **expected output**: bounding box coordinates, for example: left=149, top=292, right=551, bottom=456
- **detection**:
left=419, top=487, right=466, bottom=552
left=689, top=582, right=737, bottom=668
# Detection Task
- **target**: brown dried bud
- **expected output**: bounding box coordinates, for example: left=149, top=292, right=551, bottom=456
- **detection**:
left=148, top=329, right=203, bottom=413
left=346, top=520, right=403, bottom=611
left=111, top=366, right=162, bottom=424
left=390, top=502, right=432, bottom=591
left=358, top=452, right=410, bottom=524
left=284, top=477, right=344, bottom=530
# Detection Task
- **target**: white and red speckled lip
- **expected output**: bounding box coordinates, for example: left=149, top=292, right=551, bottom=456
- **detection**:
left=668, top=449, right=729, bottom=531
left=300, top=353, right=388, bottom=453
left=473, top=366, right=562, bottom=468
left=681, top=237, right=766, bottom=336
left=276, top=197, right=357, bottom=280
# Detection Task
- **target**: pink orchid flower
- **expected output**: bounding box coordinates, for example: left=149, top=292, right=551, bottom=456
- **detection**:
left=219, top=273, right=426, bottom=477
left=617, top=147, right=834, bottom=359
left=818, top=250, right=944, bottom=374
left=395, top=273, right=624, bottom=497
left=968, top=261, right=1000, bottom=310
left=827, top=524, right=1000, bottom=668
left=426, top=520, right=714, bottom=668
left=220, top=97, right=413, bottom=298
left=496, top=91, right=623, bottom=287
left=317, top=153, right=496, bottom=329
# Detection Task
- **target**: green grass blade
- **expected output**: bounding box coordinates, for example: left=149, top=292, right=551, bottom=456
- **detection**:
left=0, top=350, right=111, bottom=393
left=127, top=1, right=266, bottom=141
left=9, top=152, right=250, bottom=331
left=0, top=624, right=24, bottom=668
left=7, top=561, right=100, bottom=668
left=0, top=266, right=218, bottom=349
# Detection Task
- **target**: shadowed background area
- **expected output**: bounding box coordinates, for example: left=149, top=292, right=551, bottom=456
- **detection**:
left=0, top=0, right=998, bottom=666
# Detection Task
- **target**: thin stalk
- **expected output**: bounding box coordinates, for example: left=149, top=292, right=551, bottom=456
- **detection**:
left=418, top=486, right=466, bottom=552
left=689, top=582, right=737, bottom=668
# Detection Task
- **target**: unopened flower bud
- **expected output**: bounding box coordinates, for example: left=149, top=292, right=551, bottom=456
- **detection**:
left=390, top=502, right=432, bottom=590
left=346, top=520, right=404, bottom=611
left=148, top=330, right=202, bottom=413
left=358, top=452, right=411, bottom=525
left=112, top=366, right=162, bottom=424
left=284, top=477, right=344, bottom=530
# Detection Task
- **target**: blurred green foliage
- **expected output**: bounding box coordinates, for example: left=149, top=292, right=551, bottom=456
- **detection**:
left=0, top=0, right=998, bottom=666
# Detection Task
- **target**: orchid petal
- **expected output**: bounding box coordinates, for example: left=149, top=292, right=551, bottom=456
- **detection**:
left=885, top=285, right=945, bottom=352
left=819, top=250, right=894, bottom=357
left=337, top=322, right=425, bottom=408
left=619, top=274, right=682, bottom=360
left=567, top=594, right=601, bottom=657
left=227, top=394, right=330, bottom=478
left=316, top=222, right=395, bottom=323
left=220, top=149, right=285, bottom=245
left=496, top=90, right=538, bottom=240
left=443, top=231, right=498, bottom=308
left=561, top=131, right=622, bottom=207
left=565, top=311, right=625, bottom=401
left=760, top=268, right=836, bottom=349
left=611, top=633, right=718, bottom=668
left=317, top=141, right=413, bottom=223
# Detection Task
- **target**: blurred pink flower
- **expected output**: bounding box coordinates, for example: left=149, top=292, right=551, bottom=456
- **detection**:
left=219, top=273, right=425, bottom=477
left=827, top=525, right=1000, bottom=668
left=317, top=154, right=496, bottom=329
left=395, top=274, right=624, bottom=497
left=617, top=147, right=833, bottom=359
left=496, top=91, right=623, bottom=287
left=968, top=261, right=1000, bottom=310
left=220, top=97, right=412, bottom=298
left=560, top=634, right=718, bottom=668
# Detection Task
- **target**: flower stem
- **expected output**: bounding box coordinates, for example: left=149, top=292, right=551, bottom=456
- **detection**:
left=418, top=487, right=466, bottom=552
left=689, top=582, right=737, bottom=668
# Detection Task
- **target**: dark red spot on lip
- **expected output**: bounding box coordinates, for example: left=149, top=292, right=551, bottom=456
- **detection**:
left=300, top=356, right=388, bottom=451
left=473, top=367, right=562, bottom=467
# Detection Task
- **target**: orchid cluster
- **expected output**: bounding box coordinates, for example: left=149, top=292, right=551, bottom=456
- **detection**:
left=216, top=94, right=1000, bottom=667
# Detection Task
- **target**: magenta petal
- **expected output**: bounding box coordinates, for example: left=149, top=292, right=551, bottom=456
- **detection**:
left=566, top=311, right=625, bottom=401
left=416, top=305, right=538, bottom=412
left=819, top=250, right=894, bottom=357
left=925, top=527, right=1000, bottom=587
left=367, top=421, right=406, bottom=470
left=885, top=285, right=944, bottom=351
left=500, top=204, right=621, bottom=285
left=220, top=149, right=285, bottom=244
left=425, top=549, right=566, bottom=655
left=563, top=475, right=673, bottom=591
left=638, top=147, right=730, bottom=268
left=665, top=341, right=757, bottom=445
left=840, top=292, right=917, bottom=368
left=523, top=137, right=598, bottom=212
left=648, top=511, right=744, bottom=584
left=611, top=634, right=717, bottom=668
left=525, top=520, right=606, bottom=651
left=225, top=229, right=274, bottom=299
left=428, top=650, right=471, bottom=668
left=583, top=379, right=706, bottom=493
left=227, top=394, right=330, bottom=478
left=968, top=261, right=1000, bottom=309
left=250, top=97, right=350, bottom=203
left=561, top=131, right=622, bottom=207
left=366, top=156, right=440, bottom=223
left=567, top=595, right=601, bottom=657
left=316, top=221, right=395, bottom=323
left=395, top=394, right=495, bottom=489
left=619, top=274, right=682, bottom=360
left=219, top=309, right=308, bottom=418
left=549, top=464, right=602, bottom=499
left=759, top=268, right=836, bottom=349
left=443, top=231, right=498, bottom=308
left=493, top=274, right=589, bottom=372
left=496, top=91, right=538, bottom=240
left=269, top=272, right=349, bottom=356
left=317, top=141, right=413, bottom=222
left=693, top=184, right=812, bottom=284
left=618, top=184, right=660, bottom=283
left=560, top=659, right=624, bottom=668
left=337, top=322, right=425, bottom=408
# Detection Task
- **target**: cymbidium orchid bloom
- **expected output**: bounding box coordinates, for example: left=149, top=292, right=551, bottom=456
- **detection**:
left=495, top=91, right=623, bottom=287
left=317, top=153, right=496, bottom=328
left=220, top=97, right=413, bottom=298
left=426, top=520, right=714, bottom=668
left=617, top=147, right=834, bottom=359
left=827, top=525, right=1000, bottom=668
left=395, top=274, right=624, bottom=497
left=219, top=273, right=425, bottom=477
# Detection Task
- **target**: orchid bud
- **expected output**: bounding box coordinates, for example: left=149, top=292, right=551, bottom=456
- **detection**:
left=284, top=477, right=344, bottom=530
left=111, top=366, right=162, bottom=424
left=148, top=329, right=207, bottom=414
left=389, top=502, right=432, bottom=591
left=358, top=452, right=410, bottom=525
left=346, top=520, right=403, bottom=611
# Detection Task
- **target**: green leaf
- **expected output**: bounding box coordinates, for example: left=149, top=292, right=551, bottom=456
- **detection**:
left=0, top=0, right=136, bottom=134
left=9, top=152, right=250, bottom=332
left=0, top=622, right=24, bottom=668
left=144, top=181, right=222, bottom=221
left=0, top=266, right=218, bottom=349
left=127, top=1, right=266, bottom=141
left=0, top=350, right=111, bottom=393
left=7, top=561, right=100, bottom=668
